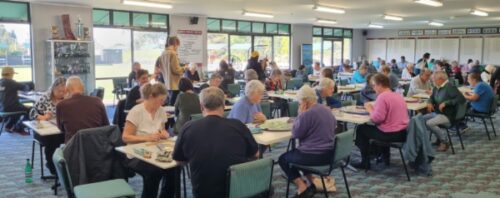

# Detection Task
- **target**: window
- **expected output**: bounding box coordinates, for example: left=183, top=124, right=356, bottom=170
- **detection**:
left=343, top=38, right=352, bottom=62
left=323, top=28, right=333, bottom=36
left=278, top=24, right=290, bottom=35
left=207, top=18, right=221, bottom=32
left=333, top=41, right=342, bottom=66
left=254, top=36, right=272, bottom=60
left=0, top=1, right=31, bottom=82
left=133, top=31, right=168, bottom=73
left=93, top=9, right=110, bottom=26
left=313, top=26, right=353, bottom=67
left=313, top=27, right=322, bottom=36
left=229, top=35, right=251, bottom=71
left=334, top=29, right=343, bottom=37
left=322, top=40, right=332, bottom=67
left=237, top=21, right=251, bottom=33
left=133, top=13, right=149, bottom=27
left=266, top=23, right=277, bottom=34
left=252, top=22, right=264, bottom=34
left=151, top=14, right=167, bottom=29
left=113, top=11, right=130, bottom=26
left=207, top=33, right=228, bottom=71
left=313, top=37, right=322, bottom=64
left=273, top=36, right=290, bottom=69
left=222, top=20, right=236, bottom=32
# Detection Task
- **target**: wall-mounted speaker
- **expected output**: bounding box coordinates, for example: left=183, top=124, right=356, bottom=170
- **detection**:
left=362, top=30, right=367, bottom=36
left=190, top=17, right=199, bottom=25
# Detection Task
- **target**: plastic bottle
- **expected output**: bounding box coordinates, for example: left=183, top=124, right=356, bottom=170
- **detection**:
left=25, top=159, right=32, bottom=184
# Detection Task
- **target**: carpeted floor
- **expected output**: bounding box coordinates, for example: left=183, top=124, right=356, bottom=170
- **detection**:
left=1, top=109, right=500, bottom=198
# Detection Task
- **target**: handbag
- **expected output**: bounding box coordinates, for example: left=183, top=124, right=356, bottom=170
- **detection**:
left=311, top=176, right=336, bottom=192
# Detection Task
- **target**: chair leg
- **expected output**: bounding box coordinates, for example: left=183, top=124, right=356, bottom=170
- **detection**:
left=340, top=166, right=351, bottom=198
left=482, top=118, right=491, bottom=140
left=285, top=177, right=291, bottom=198
left=320, top=176, right=329, bottom=198
left=31, top=140, right=35, bottom=168
left=398, top=148, right=411, bottom=181
left=40, top=143, right=44, bottom=178
left=489, top=117, right=497, bottom=137
left=182, top=167, right=187, bottom=198
left=0, top=119, right=5, bottom=136
left=446, top=129, right=455, bottom=154
left=455, top=125, right=465, bottom=150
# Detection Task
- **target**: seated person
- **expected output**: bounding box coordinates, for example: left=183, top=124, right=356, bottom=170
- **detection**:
left=407, top=68, right=432, bottom=97
left=401, top=63, right=415, bottom=80
left=381, top=66, right=400, bottom=91
left=173, top=87, right=259, bottom=198
left=125, top=69, right=150, bottom=110
left=56, top=76, right=109, bottom=143
left=353, top=74, right=409, bottom=170
left=315, top=78, right=341, bottom=108
left=351, top=65, right=368, bottom=84
left=341, top=59, right=353, bottom=73
left=278, top=85, right=336, bottom=197
left=122, top=83, right=176, bottom=198
left=174, top=78, right=202, bottom=134
left=244, top=69, right=258, bottom=82
left=481, top=64, right=496, bottom=83
left=266, top=69, right=284, bottom=91
left=423, top=71, right=465, bottom=152
left=152, top=57, right=165, bottom=84
left=200, top=73, right=230, bottom=96
left=227, top=80, right=266, bottom=124
left=359, top=74, right=377, bottom=104
left=218, top=60, right=235, bottom=90
left=312, top=62, right=321, bottom=76
left=32, top=77, right=66, bottom=175
left=183, top=63, right=200, bottom=83
left=128, top=62, right=141, bottom=87
left=464, top=73, right=494, bottom=114
left=0, top=67, right=30, bottom=134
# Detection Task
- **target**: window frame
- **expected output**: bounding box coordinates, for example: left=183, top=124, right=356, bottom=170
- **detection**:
left=312, top=26, right=353, bottom=66
left=92, top=8, right=169, bottom=31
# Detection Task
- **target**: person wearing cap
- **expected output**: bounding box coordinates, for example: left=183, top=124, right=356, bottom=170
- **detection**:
left=0, top=66, right=30, bottom=134
left=246, top=51, right=265, bottom=81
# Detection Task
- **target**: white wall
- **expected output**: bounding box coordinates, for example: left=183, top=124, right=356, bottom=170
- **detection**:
left=30, top=3, right=93, bottom=90
left=290, top=24, right=313, bottom=69
left=352, top=29, right=366, bottom=63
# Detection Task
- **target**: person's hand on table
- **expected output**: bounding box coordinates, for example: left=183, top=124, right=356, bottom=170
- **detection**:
left=159, top=129, right=170, bottom=139
left=37, top=112, right=53, bottom=121
left=253, top=112, right=266, bottom=124
left=364, top=103, right=374, bottom=113
left=427, top=103, right=434, bottom=112
left=147, top=133, right=163, bottom=142
left=439, top=103, right=446, bottom=112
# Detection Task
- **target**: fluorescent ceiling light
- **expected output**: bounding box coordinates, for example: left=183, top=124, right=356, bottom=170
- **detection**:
left=470, top=9, right=488, bottom=17
left=314, top=5, right=345, bottom=14
left=243, top=11, right=274, bottom=18
left=122, top=0, right=172, bottom=9
left=429, top=21, right=444, bottom=26
left=368, top=23, right=384, bottom=29
left=383, top=15, right=403, bottom=21
left=414, top=0, right=443, bottom=7
left=316, top=19, right=337, bottom=25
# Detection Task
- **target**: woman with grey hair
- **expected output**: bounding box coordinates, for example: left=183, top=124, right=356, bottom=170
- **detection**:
left=315, top=78, right=341, bottom=108
left=244, top=69, right=258, bottom=82
left=279, top=85, right=337, bottom=198
left=227, top=80, right=267, bottom=124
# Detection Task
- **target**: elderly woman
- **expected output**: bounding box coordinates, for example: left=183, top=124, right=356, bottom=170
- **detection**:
left=353, top=74, right=409, bottom=170
left=184, top=63, right=200, bottom=83
left=227, top=80, right=266, bottom=124
left=244, top=69, right=258, bottom=82
left=174, top=78, right=201, bottom=134
left=278, top=85, right=337, bottom=198
left=315, top=78, right=341, bottom=108
left=482, top=65, right=496, bottom=83
left=265, top=69, right=283, bottom=91
left=32, top=77, right=66, bottom=175
left=351, top=65, right=368, bottom=84
left=125, top=69, right=149, bottom=110
left=401, top=63, right=415, bottom=80
left=122, top=83, right=176, bottom=198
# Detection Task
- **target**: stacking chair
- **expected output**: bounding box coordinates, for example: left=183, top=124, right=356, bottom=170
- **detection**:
left=112, top=77, right=128, bottom=105
left=286, top=78, right=304, bottom=90
left=369, top=140, right=411, bottom=181
left=227, top=84, right=241, bottom=97
left=52, top=148, right=135, bottom=198
left=437, top=102, right=467, bottom=154
left=288, top=101, right=299, bottom=117
left=286, top=130, right=354, bottom=198
left=0, top=111, right=26, bottom=136
left=90, top=87, right=105, bottom=100
left=190, top=113, right=204, bottom=121
left=466, top=95, right=498, bottom=140
left=260, top=101, right=271, bottom=119
left=226, top=158, right=274, bottom=198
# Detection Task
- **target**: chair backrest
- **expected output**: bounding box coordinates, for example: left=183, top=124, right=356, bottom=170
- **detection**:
left=332, top=130, right=354, bottom=165
left=489, top=95, right=498, bottom=115
left=53, top=148, right=75, bottom=198
left=286, top=78, right=303, bottom=90
left=113, top=99, right=127, bottom=132
left=227, top=84, right=241, bottom=97
left=112, top=77, right=128, bottom=89
left=260, top=101, right=271, bottom=119
left=339, top=79, right=349, bottom=86
left=190, top=113, right=203, bottom=121
left=223, top=111, right=230, bottom=118
left=90, top=87, right=105, bottom=100
left=288, top=101, right=299, bottom=117
left=455, top=101, right=468, bottom=121
left=227, top=158, right=273, bottom=198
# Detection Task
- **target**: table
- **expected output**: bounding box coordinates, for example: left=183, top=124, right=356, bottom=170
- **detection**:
left=19, top=91, right=44, bottom=103
left=458, top=86, right=473, bottom=94
left=267, top=91, right=297, bottom=101
left=411, top=93, right=430, bottom=99
left=308, top=75, right=319, bottom=83
left=116, top=139, right=180, bottom=169
left=193, top=82, right=207, bottom=89
left=337, top=84, right=364, bottom=94
left=23, top=120, right=61, bottom=180
left=249, top=117, right=292, bottom=146
left=331, top=108, right=371, bottom=125
left=399, top=80, right=411, bottom=86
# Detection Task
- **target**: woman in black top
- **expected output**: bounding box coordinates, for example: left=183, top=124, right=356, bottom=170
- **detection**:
left=218, top=60, right=235, bottom=90
left=125, top=69, right=150, bottom=110
left=247, top=51, right=265, bottom=81
left=184, top=63, right=200, bottom=83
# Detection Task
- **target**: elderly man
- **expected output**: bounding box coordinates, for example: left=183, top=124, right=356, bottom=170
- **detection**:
left=278, top=85, right=336, bottom=197
left=423, top=71, right=465, bottom=152
left=56, top=76, right=109, bottom=142
left=128, top=62, right=141, bottom=88
left=0, top=66, right=30, bottom=134
left=398, top=56, right=408, bottom=70
left=351, top=65, right=368, bottom=84
left=316, top=78, right=341, bottom=108
left=465, top=73, right=494, bottom=114
left=173, top=87, right=259, bottom=198
left=407, top=68, right=433, bottom=97
left=244, top=69, right=258, bottom=82
left=227, top=80, right=266, bottom=124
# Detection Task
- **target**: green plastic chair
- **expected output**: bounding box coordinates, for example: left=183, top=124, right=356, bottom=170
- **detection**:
left=260, top=101, right=271, bottom=119
left=438, top=101, right=467, bottom=154
left=52, top=148, right=135, bottom=198
left=466, top=95, right=498, bottom=140
left=190, top=113, right=204, bottom=121
left=288, top=101, right=299, bottom=117
left=227, top=158, right=274, bottom=198
left=0, top=111, right=26, bottom=136
left=286, top=78, right=304, bottom=90
left=227, top=84, right=241, bottom=97
left=285, top=130, right=354, bottom=198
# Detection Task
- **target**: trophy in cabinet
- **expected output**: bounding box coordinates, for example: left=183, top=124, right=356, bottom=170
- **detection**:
left=62, top=14, right=76, bottom=40
left=51, top=26, right=60, bottom=40
left=75, top=16, right=84, bottom=40
left=83, top=27, right=90, bottom=40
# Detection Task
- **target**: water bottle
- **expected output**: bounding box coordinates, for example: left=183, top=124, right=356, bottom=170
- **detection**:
left=25, top=159, right=32, bottom=184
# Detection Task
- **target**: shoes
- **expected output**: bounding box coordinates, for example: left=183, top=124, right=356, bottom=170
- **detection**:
left=351, top=161, right=370, bottom=170
left=437, top=143, right=449, bottom=152
left=293, top=185, right=315, bottom=198
left=431, top=140, right=441, bottom=146
left=45, top=162, right=56, bottom=176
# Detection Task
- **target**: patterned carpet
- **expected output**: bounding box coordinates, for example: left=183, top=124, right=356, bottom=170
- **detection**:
left=1, top=111, right=500, bottom=198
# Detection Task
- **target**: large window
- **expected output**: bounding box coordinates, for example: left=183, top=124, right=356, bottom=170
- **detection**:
left=0, top=1, right=31, bottom=82
left=133, top=31, right=168, bottom=72
left=312, top=26, right=353, bottom=67
left=207, top=18, right=291, bottom=71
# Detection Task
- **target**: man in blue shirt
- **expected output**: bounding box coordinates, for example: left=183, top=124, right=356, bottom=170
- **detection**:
left=227, top=80, right=267, bottom=124
left=464, top=73, right=494, bottom=113
left=397, top=56, right=408, bottom=70
left=351, top=65, right=367, bottom=84
left=315, top=78, right=341, bottom=108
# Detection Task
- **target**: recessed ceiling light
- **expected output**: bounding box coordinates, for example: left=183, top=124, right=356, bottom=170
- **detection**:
left=313, top=5, right=345, bottom=14
left=383, top=15, right=403, bottom=21
left=368, top=23, right=384, bottom=29
left=316, top=19, right=338, bottom=25
left=242, top=11, right=274, bottom=18
left=429, top=21, right=444, bottom=26
left=414, top=0, right=443, bottom=7
left=122, top=0, right=172, bottom=9
left=470, top=9, right=488, bottom=17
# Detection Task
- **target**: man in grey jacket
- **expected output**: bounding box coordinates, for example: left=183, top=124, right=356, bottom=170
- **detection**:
left=407, top=68, right=433, bottom=97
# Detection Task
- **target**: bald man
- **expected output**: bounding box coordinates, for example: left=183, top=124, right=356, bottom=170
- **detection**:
left=56, top=76, right=109, bottom=142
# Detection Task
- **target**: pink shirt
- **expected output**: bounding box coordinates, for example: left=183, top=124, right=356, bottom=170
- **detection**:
left=370, top=91, right=409, bottom=132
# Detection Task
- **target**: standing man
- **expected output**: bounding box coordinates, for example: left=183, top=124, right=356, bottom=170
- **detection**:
left=415, top=52, right=430, bottom=75
left=398, top=56, right=408, bottom=71
left=127, top=62, right=141, bottom=88
left=159, top=36, right=184, bottom=106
